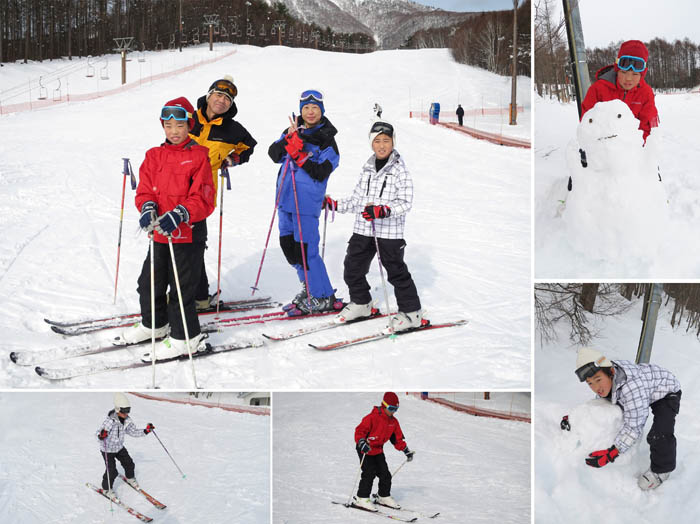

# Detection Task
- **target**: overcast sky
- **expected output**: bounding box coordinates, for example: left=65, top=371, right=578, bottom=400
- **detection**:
left=554, top=0, right=700, bottom=49
left=411, top=0, right=516, bottom=12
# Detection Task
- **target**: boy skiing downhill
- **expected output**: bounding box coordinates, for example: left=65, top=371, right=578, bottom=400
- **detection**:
left=353, top=392, right=415, bottom=511
left=582, top=40, right=659, bottom=141
left=324, top=120, right=424, bottom=333
left=267, top=89, right=342, bottom=315
left=113, top=96, right=216, bottom=360
left=96, top=393, right=155, bottom=499
left=563, top=347, right=681, bottom=490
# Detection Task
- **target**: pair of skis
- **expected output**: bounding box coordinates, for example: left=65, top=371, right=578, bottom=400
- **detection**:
left=87, top=475, right=165, bottom=522
left=332, top=499, right=440, bottom=522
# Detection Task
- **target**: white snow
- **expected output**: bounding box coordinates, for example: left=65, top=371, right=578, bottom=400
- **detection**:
left=273, top=392, right=530, bottom=523
left=0, top=392, right=270, bottom=523
left=0, top=44, right=531, bottom=389
left=535, top=294, right=700, bottom=523
left=535, top=92, right=700, bottom=277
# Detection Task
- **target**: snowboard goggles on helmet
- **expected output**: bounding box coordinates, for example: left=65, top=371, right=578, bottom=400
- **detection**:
left=299, top=89, right=324, bottom=105
left=118, top=406, right=131, bottom=414
left=160, top=106, right=191, bottom=121
left=209, top=79, right=237, bottom=100
left=370, top=121, right=394, bottom=137
left=617, top=55, right=647, bottom=73
left=575, top=361, right=605, bottom=382
left=382, top=400, right=399, bottom=413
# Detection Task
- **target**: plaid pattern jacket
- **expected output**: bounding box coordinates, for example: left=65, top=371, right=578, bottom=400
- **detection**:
left=609, top=360, right=681, bottom=453
left=96, top=410, right=146, bottom=453
left=337, top=150, right=413, bottom=240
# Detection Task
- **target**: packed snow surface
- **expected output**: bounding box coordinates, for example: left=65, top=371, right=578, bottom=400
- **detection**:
left=535, top=295, right=700, bottom=523
left=0, top=392, right=270, bottom=523
left=535, top=92, right=700, bottom=278
left=273, top=392, right=530, bottom=523
left=0, top=44, right=531, bottom=389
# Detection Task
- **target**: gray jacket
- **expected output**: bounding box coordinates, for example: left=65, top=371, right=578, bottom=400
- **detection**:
left=607, top=360, right=680, bottom=453
left=96, top=410, right=146, bottom=453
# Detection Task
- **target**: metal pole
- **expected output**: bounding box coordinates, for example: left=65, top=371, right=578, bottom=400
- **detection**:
left=150, top=235, right=157, bottom=388
left=509, top=0, right=518, bottom=125
left=562, top=0, right=591, bottom=118
left=636, top=283, right=663, bottom=364
left=179, top=0, right=183, bottom=52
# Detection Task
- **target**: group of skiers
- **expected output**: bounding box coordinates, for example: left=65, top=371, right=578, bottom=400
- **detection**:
left=112, top=77, right=424, bottom=361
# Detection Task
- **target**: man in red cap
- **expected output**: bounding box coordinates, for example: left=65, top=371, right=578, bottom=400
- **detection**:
left=581, top=40, right=659, bottom=141
left=352, top=392, right=415, bottom=512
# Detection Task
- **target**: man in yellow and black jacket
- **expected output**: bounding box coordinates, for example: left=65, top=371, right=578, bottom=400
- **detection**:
left=189, top=75, right=257, bottom=310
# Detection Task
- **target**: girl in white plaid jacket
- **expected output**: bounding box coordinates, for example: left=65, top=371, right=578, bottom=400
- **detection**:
left=324, top=121, right=423, bottom=333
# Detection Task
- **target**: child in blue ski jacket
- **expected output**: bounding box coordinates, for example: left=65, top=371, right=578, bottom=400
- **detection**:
left=268, top=89, right=341, bottom=315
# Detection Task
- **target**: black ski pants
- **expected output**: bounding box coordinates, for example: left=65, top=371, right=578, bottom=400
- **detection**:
left=137, top=240, right=205, bottom=340
left=343, top=234, right=421, bottom=313
left=648, top=390, right=681, bottom=474
left=101, top=447, right=135, bottom=490
left=457, top=115, right=464, bottom=126
left=356, top=451, right=392, bottom=498
left=195, top=242, right=211, bottom=302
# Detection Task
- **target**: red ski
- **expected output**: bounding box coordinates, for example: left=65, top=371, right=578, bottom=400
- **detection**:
left=120, top=474, right=166, bottom=509
left=86, top=482, right=152, bottom=522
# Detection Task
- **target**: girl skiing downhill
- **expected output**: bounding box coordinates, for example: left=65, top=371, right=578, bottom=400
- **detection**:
left=324, top=120, right=424, bottom=333
left=96, top=393, right=155, bottom=499
left=267, top=89, right=342, bottom=315
left=353, top=392, right=415, bottom=511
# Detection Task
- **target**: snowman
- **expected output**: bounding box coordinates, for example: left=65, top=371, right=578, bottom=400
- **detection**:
left=563, top=99, right=667, bottom=261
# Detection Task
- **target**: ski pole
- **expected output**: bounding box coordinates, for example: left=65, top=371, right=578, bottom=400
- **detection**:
left=151, top=429, right=186, bottom=479
left=149, top=234, right=157, bottom=389
left=251, top=158, right=291, bottom=295
left=346, top=452, right=367, bottom=506
left=113, top=158, right=137, bottom=304
left=390, top=458, right=408, bottom=479
left=321, top=206, right=328, bottom=261
left=102, top=448, right=114, bottom=512
left=215, top=166, right=231, bottom=316
left=290, top=163, right=311, bottom=311
left=167, top=235, right=199, bottom=389
left=369, top=209, right=394, bottom=334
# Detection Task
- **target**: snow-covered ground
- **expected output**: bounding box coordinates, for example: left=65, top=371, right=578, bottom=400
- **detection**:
left=0, top=44, right=531, bottom=389
left=535, top=293, right=700, bottom=523
left=273, top=392, right=530, bottom=524
left=0, top=391, right=270, bottom=523
left=535, top=92, right=700, bottom=278
left=427, top=391, right=531, bottom=415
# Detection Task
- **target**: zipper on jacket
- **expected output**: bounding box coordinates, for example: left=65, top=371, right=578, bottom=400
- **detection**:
left=379, top=178, right=387, bottom=198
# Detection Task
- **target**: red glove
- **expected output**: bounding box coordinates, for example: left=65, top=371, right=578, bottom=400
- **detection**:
left=362, top=205, right=390, bottom=221
left=585, top=446, right=619, bottom=468
left=225, top=153, right=240, bottom=166
left=322, top=195, right=337, bottom=211
left=143, top=423, right=155, bottom=435
left=284, top=132, right=308, bottom=166
left=98, top=429, right=109, bottom=440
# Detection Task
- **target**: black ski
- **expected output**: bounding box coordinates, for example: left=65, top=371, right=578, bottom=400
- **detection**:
left=35, top=340, right=262, bottom=380
left=331, top=501, right=417, bottom=522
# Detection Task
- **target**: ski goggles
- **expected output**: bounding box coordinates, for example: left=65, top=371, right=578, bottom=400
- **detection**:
left=300, top=89, right=324, bottom=105
left=160, top=106, right=191, bottom=121
left=210, top=80, right=237, bottom=100
left=118, top=407, right=131, bottom=414
left=382, top=401, right=399, bottom=413
left=575, top=362, right=603, bottom=382
left=616, top=55, right=647, bottom=73
left=370, top=121, right=394, bottom=137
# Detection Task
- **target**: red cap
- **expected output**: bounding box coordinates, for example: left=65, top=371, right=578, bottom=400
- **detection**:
left=161, top=96, right=195, bottom=130
left=616, top=40, right=649, bottom=78
left=382, top=392, right=399, bottom=406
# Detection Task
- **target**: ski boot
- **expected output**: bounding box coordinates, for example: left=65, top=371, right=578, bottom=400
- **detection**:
left=142, top=333, right=208, bottom=361
left=114, top=322, right=168, bottom=346
left=289, top=294, right=343, bottom=316
left=638, top=469, right=670, bottom=490
left=383, top=310, right=426, bottom=334
left=375, top=495, right=401, bottom=509
left=351, top=496, right=377, bottom=512
left=334, top=302, right=373, bottom=324
left=124, top=477, right=139, bottom=489
left=196, top=293, right=224, bottom=312
left=283, top=283, right=308, bottom=312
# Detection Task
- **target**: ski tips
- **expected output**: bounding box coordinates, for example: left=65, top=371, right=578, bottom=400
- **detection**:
left=9, top=352, right=18, bottom=363
left=35, top=366, right=47, bottom=376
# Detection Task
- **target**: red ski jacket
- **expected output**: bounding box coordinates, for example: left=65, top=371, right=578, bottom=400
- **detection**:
left=136, top=138, right=216, bottom=244
left=581, top=65, right=659, bottom=140
left=354, top=406, right=408, bottom=456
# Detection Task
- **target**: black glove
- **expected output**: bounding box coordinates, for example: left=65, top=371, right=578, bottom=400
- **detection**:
left=362, top=205, right=390, bottom=221
left=403, top=447, right=415, bottom=462
left=560, top=415, right=570, bottom=431
left=357, top=438, right=370, bottom=454
left=139, top=201, right=157, bottom=231
left=98, top=429, right=109, bottom=440
left=155, top=205, right=189, bottom=236
left=143, top=423, right=155, bottom=435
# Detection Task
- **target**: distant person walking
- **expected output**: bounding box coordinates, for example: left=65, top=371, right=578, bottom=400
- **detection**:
left=456, top=104, right=464, bottom=126
left=374, top=103, right=383, bottom=118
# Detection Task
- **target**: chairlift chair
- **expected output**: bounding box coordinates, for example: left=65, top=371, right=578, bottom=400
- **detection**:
left=86, top=55, right=95, bottom=77
left=155, top=35, right=164, bottom=51
left=53, top=78, right=62, bottom=101
left=38, top=76, right=48, bottom=100
left=100, top=59, right=109, bottom=80
left=169, top=33, right=176, bottom=51
left=259, top=25, right=265, bottom=37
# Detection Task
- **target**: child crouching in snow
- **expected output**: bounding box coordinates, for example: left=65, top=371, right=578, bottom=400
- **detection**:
left=323, top=120, right=424, bottom=333
left=562, top=347, right=681, bottom=490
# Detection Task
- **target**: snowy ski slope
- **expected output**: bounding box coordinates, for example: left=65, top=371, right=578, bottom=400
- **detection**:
left=0, top=392, right=270, bottom=523
left=273, top=392, right=531, bottom=524
left=0, top=44, right=531, bottom=389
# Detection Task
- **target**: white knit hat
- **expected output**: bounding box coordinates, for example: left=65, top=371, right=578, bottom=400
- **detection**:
left=369, top=120, right=396, bottom=147
left=575, top=347, right=612, bottom=381
left=114, top=392, right=130, bottom=411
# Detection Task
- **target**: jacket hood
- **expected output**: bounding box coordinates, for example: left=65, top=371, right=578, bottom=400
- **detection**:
left=197, top=94, right=239, bottom=120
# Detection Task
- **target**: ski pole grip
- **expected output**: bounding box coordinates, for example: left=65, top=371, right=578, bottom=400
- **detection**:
left=221, top=166, right=231, bottom=190
left=123, top=158, right=137, bottom=189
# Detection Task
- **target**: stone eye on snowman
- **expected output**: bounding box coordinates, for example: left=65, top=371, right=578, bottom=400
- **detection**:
left=563, top=99, right=667, bottom=261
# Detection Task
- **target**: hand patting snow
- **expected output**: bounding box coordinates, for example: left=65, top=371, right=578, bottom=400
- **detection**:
left=563, top=100, right=668, bottom=261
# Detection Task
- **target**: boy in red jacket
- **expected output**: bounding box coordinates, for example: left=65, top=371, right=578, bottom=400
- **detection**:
left=114, top=97, right=216, bottom=360
left=353, top=392, right=415, bottom=511
left=582, top=40, right=659, bottom=141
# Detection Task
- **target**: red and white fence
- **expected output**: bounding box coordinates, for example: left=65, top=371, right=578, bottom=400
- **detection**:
left=129, top=391, right=270, bottom=416
left=407, top=392, right=530, bottom=423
